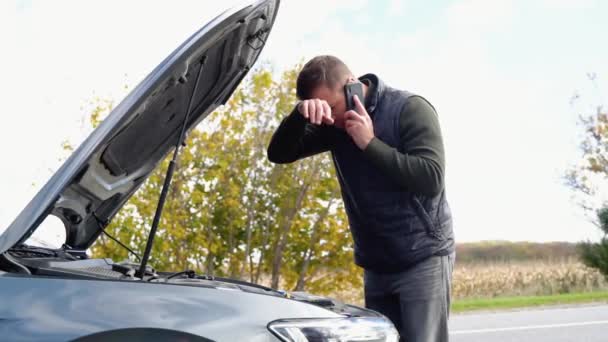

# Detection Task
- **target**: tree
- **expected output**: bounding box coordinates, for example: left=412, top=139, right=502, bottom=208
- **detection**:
left=566, top=74, right=608, bottom=277
left=81, top=63, right=362, bottom=296
left=578, top=207, right=608, bottom=279
left=565, top=72, right=607, bottom=214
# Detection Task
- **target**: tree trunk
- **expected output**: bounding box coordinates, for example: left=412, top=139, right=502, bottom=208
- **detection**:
left=270, top=159, right=319, bottom=289
left=254, top=165, right=283, bottom=285
left=241, top=214, right=254, bottom=279
left=295, top=197, right=335, bottom=291
left=205, top=252, right=215, bottom=275
left=254, top=248, right=265, bottom=284
left=240, top=167, right=258, bottom=279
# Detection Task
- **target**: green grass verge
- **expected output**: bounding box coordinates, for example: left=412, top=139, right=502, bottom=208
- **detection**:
left=452, top=291, right=608, bottom=313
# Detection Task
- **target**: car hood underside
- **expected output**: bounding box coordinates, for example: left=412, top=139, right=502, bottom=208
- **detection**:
left=0, top=0, right=279, bottom=254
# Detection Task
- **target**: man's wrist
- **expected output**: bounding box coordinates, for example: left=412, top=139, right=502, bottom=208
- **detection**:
left=290, top=105, right=308, bottom=122
left=357, top=135, right=372, bottom=150
left=295, top=101, right=303, bottom=115
left=362, top=137, right=396, bottom=169
left=362, top=137, right=380, bottom=154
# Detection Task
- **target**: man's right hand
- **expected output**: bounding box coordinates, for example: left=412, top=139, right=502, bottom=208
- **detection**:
left=297, top=99, right=334, bottom=126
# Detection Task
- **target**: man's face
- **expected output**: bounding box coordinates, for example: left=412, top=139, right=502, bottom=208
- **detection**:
left=310, top=83, right=348, bottom=129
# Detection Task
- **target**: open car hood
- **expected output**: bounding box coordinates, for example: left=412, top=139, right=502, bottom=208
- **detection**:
left=0, top=0, right=279, bottom=254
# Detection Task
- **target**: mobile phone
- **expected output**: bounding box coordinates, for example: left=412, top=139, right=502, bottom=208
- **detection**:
left=344, top=82, right=364, bottom=112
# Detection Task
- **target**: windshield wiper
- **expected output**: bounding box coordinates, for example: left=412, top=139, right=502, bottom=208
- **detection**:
left=166, top=269, right=197, bottom=280
left=8, top=244, right=77, bottom=260
left=136, top=56, right=207, bottom=279
left=8, top=245, right=55, bottom=257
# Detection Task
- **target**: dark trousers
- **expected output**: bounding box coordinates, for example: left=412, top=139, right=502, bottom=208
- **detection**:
left=364, top=253, right=455, bottom=342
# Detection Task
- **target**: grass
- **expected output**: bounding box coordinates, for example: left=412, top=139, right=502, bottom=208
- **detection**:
left=452, top=291, right=608, bottom=313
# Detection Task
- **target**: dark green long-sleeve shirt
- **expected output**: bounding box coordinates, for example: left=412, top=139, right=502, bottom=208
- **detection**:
left=267, top=95, right=446, bottom=197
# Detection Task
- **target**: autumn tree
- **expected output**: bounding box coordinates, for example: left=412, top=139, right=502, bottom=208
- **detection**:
left=566, top=75, right=608, bottom=278
left=83, top=64, right=362, bottom=296
left=578, top=207, right=608, bottom=279
left=566, top=105, right=608, bottom=213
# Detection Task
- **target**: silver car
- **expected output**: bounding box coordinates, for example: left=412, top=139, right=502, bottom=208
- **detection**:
left=0, top=0, right=398, bottom=341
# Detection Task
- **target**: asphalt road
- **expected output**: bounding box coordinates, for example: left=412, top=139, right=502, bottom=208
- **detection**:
left=449, top=303, right=608, bottom=342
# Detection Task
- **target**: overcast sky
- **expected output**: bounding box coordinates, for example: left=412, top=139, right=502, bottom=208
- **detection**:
left=1, top=0, right=607, bottom=243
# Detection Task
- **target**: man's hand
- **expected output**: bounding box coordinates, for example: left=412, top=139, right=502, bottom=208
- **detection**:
left=297, top=99, right=334, bottom=125
left=345, top=95, right=374, bottom=150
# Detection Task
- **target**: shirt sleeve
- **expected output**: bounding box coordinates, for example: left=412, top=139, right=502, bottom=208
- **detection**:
left=362, top=96, right=446, bottom=197
left=267, top=106, right=335, bottom=164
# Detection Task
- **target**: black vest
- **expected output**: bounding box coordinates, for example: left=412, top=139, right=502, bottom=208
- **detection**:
left=331, top=74, right=454, bottom=273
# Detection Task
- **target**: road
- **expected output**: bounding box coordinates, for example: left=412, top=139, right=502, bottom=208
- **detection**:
left=449, top=303, right=608, bottom=342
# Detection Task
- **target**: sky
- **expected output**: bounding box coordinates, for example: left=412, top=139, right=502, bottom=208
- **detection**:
left=1, top=0, right=607, bottom=244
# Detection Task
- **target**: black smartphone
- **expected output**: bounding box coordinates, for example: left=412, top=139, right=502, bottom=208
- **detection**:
left=344, top=82, right=364, bottom=112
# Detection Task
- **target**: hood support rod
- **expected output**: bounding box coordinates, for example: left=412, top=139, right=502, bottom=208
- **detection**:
left=137, top=57, right=207, bottom=279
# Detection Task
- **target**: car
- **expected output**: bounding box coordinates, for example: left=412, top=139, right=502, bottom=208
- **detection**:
left=0, top=0, right=399, bottom=341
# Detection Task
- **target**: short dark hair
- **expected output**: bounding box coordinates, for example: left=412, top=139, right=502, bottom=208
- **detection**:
left=296, top=55, right=352, bottom=100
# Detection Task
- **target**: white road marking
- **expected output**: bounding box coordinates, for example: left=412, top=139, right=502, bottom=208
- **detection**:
left=451, top=320, right=608, bottom=334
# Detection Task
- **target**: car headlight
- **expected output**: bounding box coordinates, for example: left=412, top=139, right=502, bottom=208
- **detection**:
left=267, top=317, right=399, bottom=342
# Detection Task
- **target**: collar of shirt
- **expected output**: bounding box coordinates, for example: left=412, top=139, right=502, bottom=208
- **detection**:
left=358, top=73, right=384, bottom=116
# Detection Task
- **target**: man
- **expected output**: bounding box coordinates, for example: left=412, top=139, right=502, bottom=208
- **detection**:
left=267, top=55, right=455, bottom=342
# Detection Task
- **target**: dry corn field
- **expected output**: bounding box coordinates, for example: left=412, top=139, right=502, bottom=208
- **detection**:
left=452, top=259, right=608, bottom=299
left=329, top=259, right=608, bottom=304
